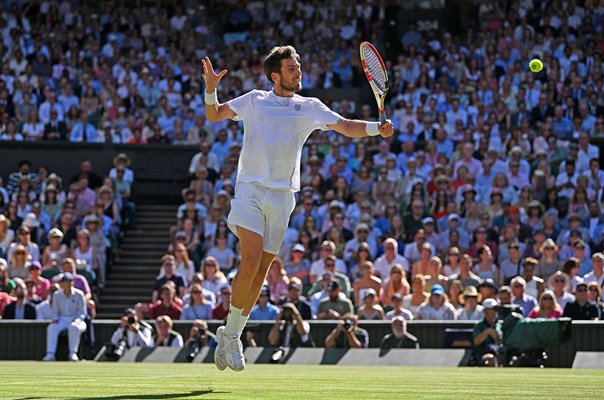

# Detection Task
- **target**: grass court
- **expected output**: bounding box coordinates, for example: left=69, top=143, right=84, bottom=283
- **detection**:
left=2, top=362, right=604, bottom=399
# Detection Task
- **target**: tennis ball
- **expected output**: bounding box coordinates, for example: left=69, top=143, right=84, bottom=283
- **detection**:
left=529, top=59, right=543, bottom=73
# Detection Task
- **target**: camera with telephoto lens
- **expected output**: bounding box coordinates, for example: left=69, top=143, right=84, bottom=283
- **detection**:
left=187, top=327, right=207, bottom=362
left=127, top=316, right=136, bottom=325
left=105, top=334, right=128, bottom=360
left=282, top=303, right=295, bottom=322
left=343, top=319, right=352, bottom=331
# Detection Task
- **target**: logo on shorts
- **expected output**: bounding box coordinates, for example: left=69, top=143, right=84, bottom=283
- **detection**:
left=294, top=104, right=301, bottom=111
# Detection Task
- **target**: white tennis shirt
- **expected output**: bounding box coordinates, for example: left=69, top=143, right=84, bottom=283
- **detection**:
left=225, top=90, right=341, bottom=192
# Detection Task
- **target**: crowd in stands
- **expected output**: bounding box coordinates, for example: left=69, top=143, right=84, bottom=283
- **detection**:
left=2, top=0, right=604, bottom=355
left=0, top=155, right=135, bottom=319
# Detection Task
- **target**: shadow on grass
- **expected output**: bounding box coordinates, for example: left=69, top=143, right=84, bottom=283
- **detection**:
left=70, top=390, right=229, bottom=399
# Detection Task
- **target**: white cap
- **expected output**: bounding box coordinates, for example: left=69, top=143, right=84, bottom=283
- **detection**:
left=292, top=244, right=305, bottom=252
left=447, top=213, right=460, bottom=222
left=483, top=298, right=498, bottom=309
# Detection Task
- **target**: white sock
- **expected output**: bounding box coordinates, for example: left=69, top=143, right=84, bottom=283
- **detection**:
left=224, top=305, right=248, bottom=336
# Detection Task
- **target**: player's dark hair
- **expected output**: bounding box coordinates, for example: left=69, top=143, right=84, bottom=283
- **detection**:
left=263, top=46, right=300, bottom=85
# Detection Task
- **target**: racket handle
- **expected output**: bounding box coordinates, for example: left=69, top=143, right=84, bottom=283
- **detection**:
left=379, top=111, right=386, bottom=124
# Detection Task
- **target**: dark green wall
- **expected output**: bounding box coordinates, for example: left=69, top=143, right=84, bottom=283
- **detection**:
left=0, top=142, right=198, bottom=200
left=1, top=320, right=603, bottom=367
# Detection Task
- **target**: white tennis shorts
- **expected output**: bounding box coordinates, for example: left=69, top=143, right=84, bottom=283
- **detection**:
left=227, top=182, right=296, bottom=254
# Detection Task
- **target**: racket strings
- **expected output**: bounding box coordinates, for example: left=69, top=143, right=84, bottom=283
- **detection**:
left=362, top=48, right=386, bottom=91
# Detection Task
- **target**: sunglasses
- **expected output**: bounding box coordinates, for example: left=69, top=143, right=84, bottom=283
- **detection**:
left=326, top=263, right=335, bottom=267
left=206, top=264, right=216, bottom=267
left=191, top=290, right=202, bottom=294
left=576, top=288, right=587, bottom=293
left=554, top=279, right=565, bottom=283
left=588, top=288, right=599, bottom=292
left=542, top=297, right=553, bottom=301
left=221, top=291, right=231, bottom=295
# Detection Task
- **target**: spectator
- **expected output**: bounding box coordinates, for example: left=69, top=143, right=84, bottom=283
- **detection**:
left=249, top=286, right=280, bottom=321
left=181, top=284, right=213, bottom=321
left=108, top=308, right=153, bottom=355
left=8, top=226, right=40, bottom=262
left=324, top=316, right=368, bottom=349
left=184, top=320, right=214, bottom=361
left=284, top=244, right=310, bottom=286
left=153, top=315, right=183, bottom=348
left=563, top=283, right=599, bottom=321
left=374, top=238, right=410, bottom=278
left=7, top=244, right=30, bottom=279
left=385, top=293, right=414, bottom=320
left=535, top=239, right=561, bottom=282
left=472, top=298, right=501, bottom=366
left=1, top=279, right=36, bottom=319
left=416, top=284, right=456, bottom=320
left=69, top=111, right=97, bottom=142
left=353, top=261, right=382, bottom=307
left=402, top=274, right=429, bottom=316
left=42, top=273, right=87, bottom=361
left=153, top=255, right=186, bottom=302
left=200, top=256, right=228, bottom=299
left=528, top=290, right=564, bottom=319
left=583, top=253, right=604, bottom=291
left=510, top=276, right=538, bottom=317
left=158, top=243, right=194, bottom=284
left=212, top=286, right=232, bottom=320
left=450, top=254, right=482, bottom=289
left=547, top=271, right=575, bottom=308
left=521, top=257, right=544, bottom=299
left=36, top=283, right=60, bottom=320
left=587, top=282, right=604, bottom=317
left=144, top=284, right=183, bottom=321
left=380, top=316, right=419, bottom=350
left=308, top=255, right=351, bottom=298
left=207, top=232, right=236, bottom=271
left=317, top=280, right=354, bottom=320
left=266, top=258, right=289, bottom=304
left=41, top=228, right=68, bottom=269
left=357, top=289, right=385, bottom=320
left=456, top=286, right=484, bottom=321
left=268, top=302, right=313, bottom=348
left=28, top=261, right=49, bottom=299
left=309, top=240, right=347, bottom=284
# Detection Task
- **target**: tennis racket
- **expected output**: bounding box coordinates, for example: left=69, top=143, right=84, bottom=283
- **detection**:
left=359, top=41, right=389, bottom=124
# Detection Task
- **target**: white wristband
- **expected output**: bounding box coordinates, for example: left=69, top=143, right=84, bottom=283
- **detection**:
left=365, top=122, right=380, bottom=136
left=205, top=90, right=217, bottom=105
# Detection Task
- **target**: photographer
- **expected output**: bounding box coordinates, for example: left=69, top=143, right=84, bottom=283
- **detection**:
left=268, top=302, right=313, bottom=348
left=107, top=308, right=153, bottom=359
left=324, top=316, right=368, bottom=349
left=184, top=319, right=215, bottom=361
left=472, top=298, right=501, bottom=366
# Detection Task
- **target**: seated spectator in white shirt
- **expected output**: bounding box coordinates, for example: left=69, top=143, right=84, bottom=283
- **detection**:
left=374, top=238, right=410, bottom=278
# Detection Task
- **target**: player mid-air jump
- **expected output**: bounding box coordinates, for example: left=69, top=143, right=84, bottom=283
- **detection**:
left=202, top=45, right=393, bottom=371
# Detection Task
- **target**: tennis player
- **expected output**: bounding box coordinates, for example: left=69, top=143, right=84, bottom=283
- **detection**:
left=202, top=45, right=393, bottom=371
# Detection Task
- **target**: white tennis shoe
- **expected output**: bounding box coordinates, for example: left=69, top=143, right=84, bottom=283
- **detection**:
left=214, top=326, right=227, bottom=371
left=222, top=332, right=245, bottom=371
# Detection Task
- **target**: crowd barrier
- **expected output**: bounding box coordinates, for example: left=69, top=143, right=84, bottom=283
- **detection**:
left=95, top=346, right=467, bottom=367
left=1, top=320, right=604, bottom=367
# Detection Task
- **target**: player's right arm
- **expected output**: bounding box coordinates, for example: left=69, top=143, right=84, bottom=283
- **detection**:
left=201, top=57, right=236, bottom=122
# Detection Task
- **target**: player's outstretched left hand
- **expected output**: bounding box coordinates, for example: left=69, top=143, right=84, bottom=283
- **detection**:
left=379, top=119, right=394, bottom=138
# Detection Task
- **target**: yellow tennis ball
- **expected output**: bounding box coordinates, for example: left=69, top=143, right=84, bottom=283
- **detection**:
left=529, top=59, right=543, bottom=73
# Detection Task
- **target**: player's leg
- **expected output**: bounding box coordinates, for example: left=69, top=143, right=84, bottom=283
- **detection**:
left=226, top=226, right=264, bottom=330
left=242, top=251, right=275, bottom=314
left=217, top=225, right=264, bottom=371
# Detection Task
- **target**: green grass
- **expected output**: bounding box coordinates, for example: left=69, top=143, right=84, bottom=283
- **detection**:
left=2, top=362, right=604, bottom=399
